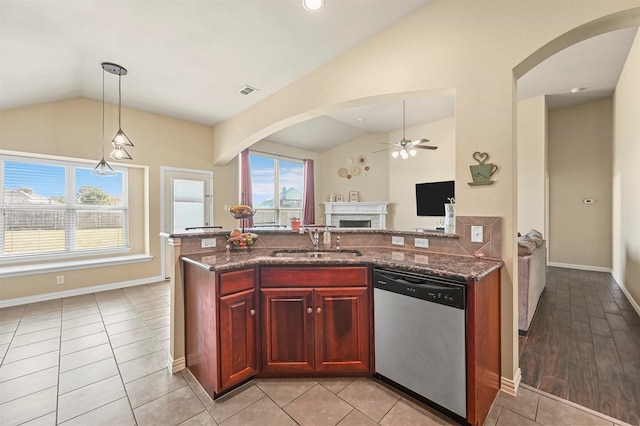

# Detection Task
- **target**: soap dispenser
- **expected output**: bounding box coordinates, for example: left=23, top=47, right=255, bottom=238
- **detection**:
left=323, top=226, right=331, bottom=248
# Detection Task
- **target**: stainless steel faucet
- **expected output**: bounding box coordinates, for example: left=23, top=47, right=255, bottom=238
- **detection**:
left=308, top=228, right=320, bottom=250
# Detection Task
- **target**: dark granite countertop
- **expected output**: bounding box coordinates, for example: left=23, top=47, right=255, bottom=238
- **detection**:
left=181, top=247, right=502, bottom=282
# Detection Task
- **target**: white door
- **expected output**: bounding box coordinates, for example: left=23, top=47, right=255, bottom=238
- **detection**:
left=161, top=167, right=213, bottom=278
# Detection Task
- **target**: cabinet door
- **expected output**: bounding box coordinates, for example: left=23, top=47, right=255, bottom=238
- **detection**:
left=314, top=287, right=370, bottom=373
left=261, top=288, right=315, bottom=375
left=219, top=288, right=257, bottom=391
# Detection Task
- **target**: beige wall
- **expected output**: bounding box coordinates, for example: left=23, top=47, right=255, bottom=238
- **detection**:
left=517, top=96, right=547, bottom=236
left=548, top=98, right=613, bottom=269
left=0, top=98, right=214, bottom=300
left=613, top=29, right=640, bottom=306
left=211, top=2, right=640, bottom=382
left=388, top=117, right=455, bottom=230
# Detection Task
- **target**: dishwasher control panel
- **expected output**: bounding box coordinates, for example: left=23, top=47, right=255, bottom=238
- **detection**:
left=373, top=268, right=465, bottom=309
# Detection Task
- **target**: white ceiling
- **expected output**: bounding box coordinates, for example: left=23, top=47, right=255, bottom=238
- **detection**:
left=0, top=1, right=637, bottom=153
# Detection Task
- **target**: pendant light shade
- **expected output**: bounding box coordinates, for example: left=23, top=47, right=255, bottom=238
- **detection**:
left=110, top=146, right=132, bottom=160
left=103, top=62, right=134, bottom=161
left=92, top=66, right=116, bottom=176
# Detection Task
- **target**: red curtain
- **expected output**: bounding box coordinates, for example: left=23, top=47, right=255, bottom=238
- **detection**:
left=302, top=159, right=315, bottom=225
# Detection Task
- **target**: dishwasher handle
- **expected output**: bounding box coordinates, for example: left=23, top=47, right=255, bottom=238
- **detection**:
left=373, top=269, right=465, bottom=309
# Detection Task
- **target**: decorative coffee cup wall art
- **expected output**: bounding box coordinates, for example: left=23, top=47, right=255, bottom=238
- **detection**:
left=469, top=152, right=498, bottom=185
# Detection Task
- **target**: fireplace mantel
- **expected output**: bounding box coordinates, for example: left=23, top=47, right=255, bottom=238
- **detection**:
left=323, top=202, right=390, bottom=229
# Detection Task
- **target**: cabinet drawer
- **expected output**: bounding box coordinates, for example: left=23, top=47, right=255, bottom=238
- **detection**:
left=219, top=268, right=256, bottom=296
left=260, top=266, right=369, bottom=287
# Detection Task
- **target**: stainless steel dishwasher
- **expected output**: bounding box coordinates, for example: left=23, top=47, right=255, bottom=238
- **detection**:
left=373, top=268, right=467, bottom=422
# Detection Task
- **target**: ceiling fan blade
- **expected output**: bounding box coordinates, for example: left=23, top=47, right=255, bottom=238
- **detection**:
left=415, top=145, right=438, bottom=150
left=373, top=147, right=393, bottom=153
left=412, top=138, right=430, bottom=144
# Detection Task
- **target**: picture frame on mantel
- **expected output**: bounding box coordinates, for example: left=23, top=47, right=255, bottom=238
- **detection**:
left=349, top=191, right=359, bottom=202
left=335, top=194, right=344, bottom=202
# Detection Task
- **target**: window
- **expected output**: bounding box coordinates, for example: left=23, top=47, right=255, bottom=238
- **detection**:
left=1, top=154, right=129, bottom=262
left=249, top=153, right=303, bottom=227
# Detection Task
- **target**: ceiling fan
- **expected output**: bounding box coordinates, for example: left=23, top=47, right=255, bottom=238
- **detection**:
left=374, top=100, right=437, bottom=159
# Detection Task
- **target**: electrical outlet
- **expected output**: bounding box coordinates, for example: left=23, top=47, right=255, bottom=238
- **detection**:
left=56, top=275, right=64, bottom=285
left=415, top=238, right=429, bottom=248
left=224, top=204, right=229, bottom=211
left=471, top=226, right=483, bottom=243
left=201, top=238, right=216, bottom=248
left=391, top=236, right=404, bottom=246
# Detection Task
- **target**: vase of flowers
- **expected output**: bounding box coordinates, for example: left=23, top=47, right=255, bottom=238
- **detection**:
left=290, top=217, right=301, bottom=231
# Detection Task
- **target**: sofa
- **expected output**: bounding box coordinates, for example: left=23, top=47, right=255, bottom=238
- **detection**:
left=518, top=230, right=547, bottom=334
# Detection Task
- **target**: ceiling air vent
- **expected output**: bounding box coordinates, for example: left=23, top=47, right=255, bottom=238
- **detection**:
left=238, top=85, right=258, bottom=96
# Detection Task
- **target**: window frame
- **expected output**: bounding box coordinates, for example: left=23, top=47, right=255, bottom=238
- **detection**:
left=248, top=151, right=304, bottom=227
left=1, top=153, right=131, bottom=265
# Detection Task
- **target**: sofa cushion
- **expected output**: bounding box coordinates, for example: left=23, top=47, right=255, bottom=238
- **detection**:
left=518, top=236, right=536, bottom=256
left=526, top=229, right=544, bottom=247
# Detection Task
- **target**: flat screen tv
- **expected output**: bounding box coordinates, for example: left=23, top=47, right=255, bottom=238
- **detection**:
left=416, top=180, right=455, bottom=216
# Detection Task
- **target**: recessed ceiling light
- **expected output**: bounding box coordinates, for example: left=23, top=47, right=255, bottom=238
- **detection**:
left=302, top=0, right=324, bottom=12
left=238, top=85, right=259, bottom=96
left=570, top=87, right=586, bottom=93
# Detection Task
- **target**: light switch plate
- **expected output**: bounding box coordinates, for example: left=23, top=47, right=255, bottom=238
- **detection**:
left=201, top=238, right=216, bottom=248
left=471, top=226, right=483, bottom=243
left=391, top=236, right=405, bottom=246
left=415, top=238, right=429, bottom=248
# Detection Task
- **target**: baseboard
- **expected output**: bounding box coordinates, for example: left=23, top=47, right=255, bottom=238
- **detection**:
left=547, top=262, right=612, bottom=273
left=0, top=275, right=165, bottom=308
left=500, top=368, right=521, bottom=396
left=612, top=276, right=640, bottom=316
left=169, top=355, right=186, bottom=373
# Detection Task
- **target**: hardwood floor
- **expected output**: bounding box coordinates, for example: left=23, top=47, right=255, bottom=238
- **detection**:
left=519, top=267, right=640, bottom=425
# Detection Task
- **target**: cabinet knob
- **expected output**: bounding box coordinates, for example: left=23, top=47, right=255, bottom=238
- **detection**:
left=307, top=307, right=313, bottom=314
left=316, top=307, right=322, bottom=314
left=250, top=309, right=256, bottom=316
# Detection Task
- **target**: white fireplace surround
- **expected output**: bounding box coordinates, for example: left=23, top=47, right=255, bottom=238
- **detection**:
left=324, top=202, right=389, bottom=229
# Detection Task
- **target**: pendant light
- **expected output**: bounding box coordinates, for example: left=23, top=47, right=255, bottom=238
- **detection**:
left=102, top=62, right=134, bottom=161
left=92, top=66, right=116, bottom=176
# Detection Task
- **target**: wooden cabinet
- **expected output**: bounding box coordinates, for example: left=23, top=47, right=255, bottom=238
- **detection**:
left=184, top=264, right=257, bottom=398
left=260, top=266, right=370, bottom=376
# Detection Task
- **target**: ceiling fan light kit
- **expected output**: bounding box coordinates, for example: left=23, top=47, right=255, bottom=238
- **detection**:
left=374, top=100, right=437, bottom=159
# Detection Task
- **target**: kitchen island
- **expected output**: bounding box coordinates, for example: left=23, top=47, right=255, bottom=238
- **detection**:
left=170, top=224, right=502, bottom=426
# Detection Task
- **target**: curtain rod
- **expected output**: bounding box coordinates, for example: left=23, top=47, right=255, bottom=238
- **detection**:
left=248, top=149, right=307, bottom=163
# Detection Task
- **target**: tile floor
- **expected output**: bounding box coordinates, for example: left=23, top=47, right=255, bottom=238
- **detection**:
left=0, top=280, right=635, bottom=425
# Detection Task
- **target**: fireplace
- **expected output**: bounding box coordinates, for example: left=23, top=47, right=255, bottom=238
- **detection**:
left=323, top=202, right=389, bottom=229
left=339, top=220, right=372, bottom=228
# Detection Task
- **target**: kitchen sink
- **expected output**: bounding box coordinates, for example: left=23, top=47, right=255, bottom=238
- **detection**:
left=270, top=249, right=362, bottom=259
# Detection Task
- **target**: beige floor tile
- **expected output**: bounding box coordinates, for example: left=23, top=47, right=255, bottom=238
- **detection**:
left=3, top=337, right=59, bottom=364
left=379, top=400, right=451, bottom=425
left=133, top=299, right=169, bottom=312
left=101, top=309, right=139, bottom=325
left=0, top=386, right=57, bottom=426
left=317, top=377, right=355, bottom=394
left=0, top=331, right=14, bottom=345
left=223, top=396, right=297, bottom=426
left=144, top=314, right=171, bottom=330
left=118, top=349, right=167, bottom=383
left=0, top=306, right=25, bottom=324
left=59, top=342, right=113, bottom=372
left=20, top=412, right=56, bottom=426
left=493, top=387, right=539, bottom=420
left=152, top=324, right=171, bottom=340
left=59, top=330, right=109, bottom=355
left=125, top=368, right=188, bottom=408
left=483, top=404, right=501, bottom=426
left=177, top=410, right=218, bottom=426
left=285, top=384, right=353, bottom=426
left=61, top=313, right=103, bottom=330
left=206, top=383, right=265, bottom=423
left=0, top=343, right=8, bottom=360
left=57, top=375, right=126, bottom=423
left=0, top=321, right=19, bottom=334
left=61, top=306, right=100, bottom=321
left=535, top=395, right=614, bottom=425
left=0, top=366, right=58, bottom=404
left=109, top=326, right=154, bottom=348
left=113, top=336, right=164, bottom=364
left=9, top=327, right=60, bottom=347
left=139, top=305, right=170, bottom=320
left=133, top=385, right=205, bottom=426
left=496, top=408, right=543, bottom=426
left=337, top=379, right=400, bottom=422
left=58, top=396, right=135, bottom=426
left=60, top=321, right=105, bottom=341
left=337, top=409, right=379, bottom=426
left=256, top=378, right=317, bottom=407
left=19, top=311, right=61, bottom=326
left=14, top=318, right=60, bottom=336
left=58, top=357, right=119, bottom=394
left=105, top=317, right=147, bottom=336
left=0, top=350, right=59, bottom=382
